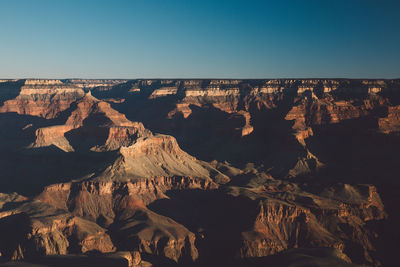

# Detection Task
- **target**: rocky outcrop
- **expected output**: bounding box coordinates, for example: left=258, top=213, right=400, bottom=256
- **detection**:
left=21, top=86, right=228, bottom=263
left=0, top=79, right=85, bottom=118
left=29, top=91, right=151, bottom=152
left=33, top=135, right=225, bottom=263
left=226, top=181, right=386, bottom=266
left=114, top=207, right=198, bottom=263
left=240, top=201, right=341, bottom=257
left=284, top=97, right=384, bottom=133
left=149, top=87, right=178, bottom=99
left=32, top=125, right=75, bottom=152
left=93, top=126, right=150, bottom=152
left=35, top=178, right=209, bottom=263
left=0, top=193, right=115, bottom=261
left=37, top=177, right=217, bottom=222
left=104, top=134, right=226, bottom=181
left=378, top=106, right=400, bottom=133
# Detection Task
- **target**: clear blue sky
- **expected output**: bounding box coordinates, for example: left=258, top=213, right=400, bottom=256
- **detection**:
left=0, top=0, right=399, bottom=78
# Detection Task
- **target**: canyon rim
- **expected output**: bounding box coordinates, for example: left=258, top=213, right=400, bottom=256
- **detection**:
left=0, top=79, right=399, bottom=266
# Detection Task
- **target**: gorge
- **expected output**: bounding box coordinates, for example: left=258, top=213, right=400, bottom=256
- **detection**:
left=0, top=78, right=399, bottom=267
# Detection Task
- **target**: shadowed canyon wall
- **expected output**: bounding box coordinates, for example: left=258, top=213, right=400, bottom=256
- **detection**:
left=0, top=78, right=399, bottom=267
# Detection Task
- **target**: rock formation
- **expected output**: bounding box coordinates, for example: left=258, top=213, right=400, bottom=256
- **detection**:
left=29, top=91, right=150, bottom=152
left=0, top=79, right=399, bottom=267
left=35, top=180, right=202, bottom=263
left=230, top=181, right=385, bottom=266
left=0, top=193, right=115, bottom=261
left=0, top=79, right=85, bottom=118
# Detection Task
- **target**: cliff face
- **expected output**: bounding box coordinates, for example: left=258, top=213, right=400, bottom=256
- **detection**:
left=231, top=182, right=385, bottom=266
left=0, top=79, right=85, bottom=118
left=103, top=79, right=400, bottom=178
left=108, top=134, right=227, bottom=182
left=168, top=79, right=400, bottom=139
left=112, top=206, right=199, bottom=263
left=0, top=79, right=399, bottom=266
left=110, top=78, right=400, bottom=132
left=29, top=91, right=151, bottom=152
left=0, top=193, right=115, bottom=260
left=378, top=106, right=400, bottom=133
left=35, top=177, right=211, bottom=263
left=37, top=177, right=218, bottom=221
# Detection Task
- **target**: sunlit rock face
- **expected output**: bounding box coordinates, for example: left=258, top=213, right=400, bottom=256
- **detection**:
left=0, top=79, right=399, bottom=267
left=0, top=192, right=115, bottom=260
left=28, top=91, right=151, bottom=152
left=233, top=183, right=385, bottom=266
left=34, top=178, right=207, bottom=263
left=0, top=79, right=85, bottom=118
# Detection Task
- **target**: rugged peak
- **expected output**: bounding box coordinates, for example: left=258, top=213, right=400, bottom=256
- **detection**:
left=83, top=89, right=96, bottom=99
left=93, top=134, right=228, bottom=183
left=60, top=95, right=138, bottom=129
left=29, top=95, right=151, bottom=152
left=119, top=134, right=187, bottom=159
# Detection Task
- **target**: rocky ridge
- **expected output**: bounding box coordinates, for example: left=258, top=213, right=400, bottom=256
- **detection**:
left=0, top=79, right=85, bottom=119
left=29, top=91, right=150, bottom=152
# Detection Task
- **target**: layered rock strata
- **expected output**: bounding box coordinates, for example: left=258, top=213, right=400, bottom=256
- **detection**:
left=0, top=193, right=115, bottom=261
left=0, top=79, right=85, bottom=118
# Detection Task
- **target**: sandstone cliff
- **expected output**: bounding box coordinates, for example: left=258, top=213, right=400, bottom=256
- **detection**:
left=0, top=79, right=85, bottom=119
left=0, top=193, right=115, bottom=261
left=29, top=91, right=150, bottom=152
left=34, top=177, right=211, bottom=263
left=229, top=181, right=385, bottom=266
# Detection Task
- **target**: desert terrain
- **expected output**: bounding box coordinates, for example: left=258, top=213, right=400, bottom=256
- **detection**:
left=0, top=79, right=399, bottom=266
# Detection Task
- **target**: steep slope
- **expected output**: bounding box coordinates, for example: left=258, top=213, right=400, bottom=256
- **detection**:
left=35, top=177, right=212, bottom=263
left=32, top=131, right=224, bottom=263
left=0, top=193, right=115, bottom=261
left=29, top=89, right=229, bottom=184
left=0, top=79, right=85, bottom=119
left=146, top=173, right=385, bottom=266
left=112, top=206, right=199, bottom=263
left=25, top=91, right=227, bottom=263
left=232, top=182, right=385, bottom=266
left=95, top=134, right=223, bottom=181
left=29, top=91, right=150, bottom=152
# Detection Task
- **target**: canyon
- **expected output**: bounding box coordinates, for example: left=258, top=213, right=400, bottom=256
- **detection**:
left=0, top=78, right=399, bottom=267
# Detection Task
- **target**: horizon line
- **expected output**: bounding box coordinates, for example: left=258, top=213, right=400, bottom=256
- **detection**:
left=1, top=77, right=400, bottom=80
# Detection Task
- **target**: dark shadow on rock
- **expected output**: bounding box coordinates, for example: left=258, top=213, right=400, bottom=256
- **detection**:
left=92, top=80, right=312, bottom=177
left=303, top=117, right=400, bottom=267
left=10, top=255, right=129, bottom=267
left=306, top=117, right=400, bottom=185
left=0, top=146, right=119, bottom=196
left=147, top=189, right=258, bottom=266
left=0, top=80, right=24, bottom=106
left=0, top=113, right=57, bottom=150
left=0, top=213, right=31, bottom=260
left=65, top=126, right=109, bottom=152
